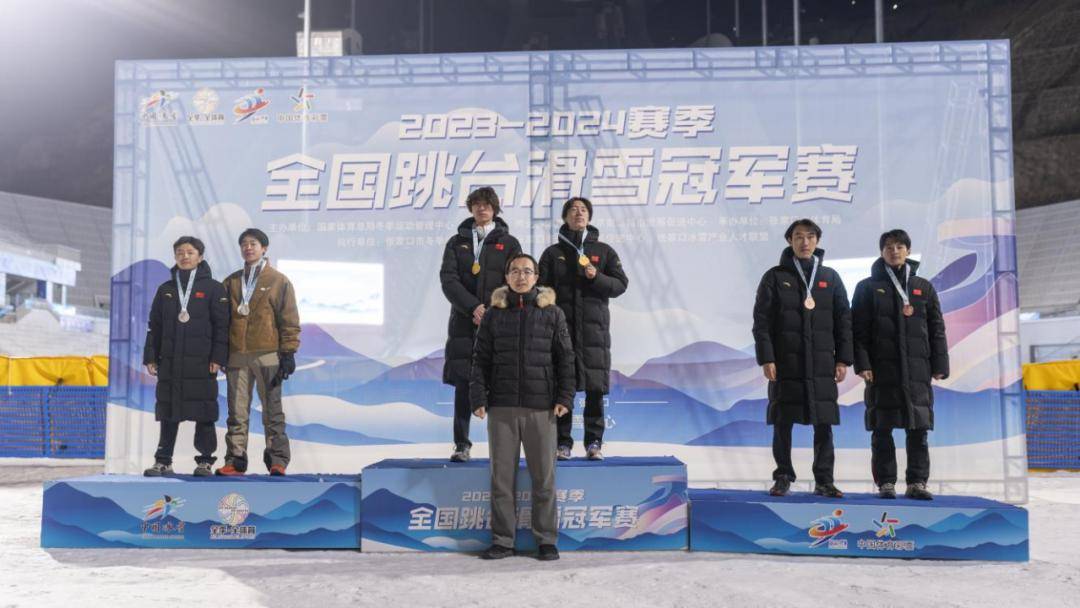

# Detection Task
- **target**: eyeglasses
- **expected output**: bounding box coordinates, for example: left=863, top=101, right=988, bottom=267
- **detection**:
left=507, top=269, right=536, bottom=277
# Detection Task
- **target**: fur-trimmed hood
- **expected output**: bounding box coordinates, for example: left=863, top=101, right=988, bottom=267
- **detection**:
left=491, top=285, right=556, bottom=309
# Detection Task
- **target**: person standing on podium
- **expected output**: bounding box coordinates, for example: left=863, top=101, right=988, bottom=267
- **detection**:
left=142, top=236, right=230, bottom=477
left=752, top=219, right=853, bottom=498
left=470, top=253, right=576, bottom=561
left=216, top=228, right=301, bottom=477
left=539, top=197, right=629, bottom=461
left=852, top=229, right=949, bottom=500
left=440, top=186, right=521, bottom=463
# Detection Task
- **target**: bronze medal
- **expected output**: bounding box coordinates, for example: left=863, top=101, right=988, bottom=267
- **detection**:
left=903, top=304, right=914, bottom=317
left=804, top=296, right=816, bottom=310
left=471, top=261, right=481, bottom=275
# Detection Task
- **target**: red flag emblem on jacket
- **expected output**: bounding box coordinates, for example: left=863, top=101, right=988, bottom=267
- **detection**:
left=495, top=243, right=505, bottom=250
left=913, top=288, right=923, bottom=296
left=818, top=281, right=828, bottom=288
left=591, top=255, right=600, bottom=263
left=195, top=292, right=205, bottom=298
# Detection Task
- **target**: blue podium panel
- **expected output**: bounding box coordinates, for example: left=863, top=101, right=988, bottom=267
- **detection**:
left=689, top=489, right=1028, bottom=562
left=41, top=474, right=361, bottom=549
left=361, top=456, right=688, bottom=552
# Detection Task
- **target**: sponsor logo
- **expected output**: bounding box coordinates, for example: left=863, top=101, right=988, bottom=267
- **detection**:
left=141, top=494, right=186, bottom=538
left=278, top=86, right=328, bottom=123
left=210, top=492, right=256, bottom=540
left=189, top=87, right=225, bottom=125
left=139, top=90, right=180, bottom=126
left=856, top=511, right=916, bottom=552
left=234, top=88, right=271, bottom=124
left=808, top=508, right=849, bottom=549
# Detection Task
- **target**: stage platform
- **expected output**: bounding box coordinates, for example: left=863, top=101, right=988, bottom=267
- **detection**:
left=361, top=456, right=689, bottom=552
left=40, top=474, right=361, bottom=549
left=689, top=489, right=1028, bottom=561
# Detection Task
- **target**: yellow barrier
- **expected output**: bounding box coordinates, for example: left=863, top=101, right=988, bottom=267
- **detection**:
left=0, top=356, right=109, bottom=387
left=1022, top=360, right=1080, bottom=391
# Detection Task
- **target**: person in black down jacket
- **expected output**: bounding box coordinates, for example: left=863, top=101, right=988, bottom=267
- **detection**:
left=142, top=236, right=230, bottom=477
left=440, top=186, right=522, bottom=462
left=752, top=219, right=854, bottom=498
left=470, top=253, right=575, bottom=561
left=852, top=229, right=949, bottom=500
left=539, top=197, right=629, bottom=461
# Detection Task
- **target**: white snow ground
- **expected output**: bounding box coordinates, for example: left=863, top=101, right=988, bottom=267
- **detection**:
left=2, top=462, right=1078, bottom=608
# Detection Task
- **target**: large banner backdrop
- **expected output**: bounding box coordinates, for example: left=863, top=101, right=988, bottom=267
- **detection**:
left=108, top=42, right=1026, bottom=501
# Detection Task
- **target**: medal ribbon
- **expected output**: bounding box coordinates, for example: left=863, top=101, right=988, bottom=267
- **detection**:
left=472, top=226, right=487, bottom=267
left=884, top=263, right=911, bottom=308
left=241, top=258, right=265, bottom=308
left=175, top=269, right=197, bottom=316
left=791, top=255, right=819, bottom=300
left=559, top=232, right=587, bottom=261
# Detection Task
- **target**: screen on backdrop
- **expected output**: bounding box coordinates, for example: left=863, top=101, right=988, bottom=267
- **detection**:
left=108, top=42, right=1025, bottom=501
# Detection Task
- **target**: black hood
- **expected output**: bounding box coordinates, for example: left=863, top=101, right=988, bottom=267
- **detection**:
left=558, top=223, right=599, bottom=250
left=170, top=260, right=213, bottom=282
left=456, top=216, right=510, bottom=239
left=871, top=256, right=920, bottom=280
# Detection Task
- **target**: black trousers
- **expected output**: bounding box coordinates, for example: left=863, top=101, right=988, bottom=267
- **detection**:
left=557, top=390, right=606, bottom=449
left=772, top=422, right=835, bottom=485
left=453, top=382, right=473, bottom=448
left=154, top=420, right=217, bottom=466
left=871, top=429, right=930, bottom=485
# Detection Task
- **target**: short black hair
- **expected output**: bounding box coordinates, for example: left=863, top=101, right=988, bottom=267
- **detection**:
left=784, top=218, right=822, bottom=242
left=505, top=252, right=538, bottom=274
left=173, top=236, right=205, bottom=256
left=561, top=196, right=593, bottom=221
left=879, top=229, right=912, bottom=251
left=466, top=186, right=501, bottom=216
left=238, top=228, right=269, bottom=248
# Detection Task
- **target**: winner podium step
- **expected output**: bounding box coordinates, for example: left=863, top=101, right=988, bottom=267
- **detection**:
left=689, top=489, right=1028, bottom=561
left=361, top=456, right=689, bottom=552
left=41, top=474, right=361, bottom=549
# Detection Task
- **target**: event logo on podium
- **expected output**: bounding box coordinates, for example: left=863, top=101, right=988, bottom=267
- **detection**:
left=233, top=88, right=270, bottom=124
left=808, top=509, right=849, bottom=549
left=188, top=87, right=225, bottom=126
left=140, top=494, right=186, bottom=539
left=210, top=492, right=256, bottom=540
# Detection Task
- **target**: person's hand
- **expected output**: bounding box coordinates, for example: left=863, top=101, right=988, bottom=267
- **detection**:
left=554, top=404, right=570, bottom=417
left=270, top=352, right=297, bottom=388
left=474, top=407, right=486, bottom=419
left=209, top=363, right=221, bottom=374
left=933, top=373, right=946, bottom=380
left=585, top=265, right=597, bottom=279
left=835, top=363, right=848, bottom=383
left=472, top=304, right=486, bottom=326
left=146, top=363, right=158, bottom=377
left=859, top=370, right=874, bottom=383
left=762, top=363, right=777, bottom=381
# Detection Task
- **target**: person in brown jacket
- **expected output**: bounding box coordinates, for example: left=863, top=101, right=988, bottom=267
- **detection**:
left=215, top=228, right=301, bottom=476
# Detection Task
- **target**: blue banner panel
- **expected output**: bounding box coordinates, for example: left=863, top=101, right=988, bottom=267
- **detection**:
left=41, top=474, right=360, bottom=549
left=361, top=456, right=687, bottom=552
left=689, top=489, right=1028, bottom=561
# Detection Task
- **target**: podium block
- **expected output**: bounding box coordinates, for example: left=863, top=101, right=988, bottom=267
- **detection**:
left=361, top=456, right=688, bottom=552
left=41, top=474, right=361, bottom=549
left=689, top=489, right=1028, bottom=561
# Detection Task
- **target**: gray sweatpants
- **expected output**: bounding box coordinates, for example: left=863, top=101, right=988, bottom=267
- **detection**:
left=487, top=406, right=558, bottom=548
left=225, top=351, right=291, bottom=471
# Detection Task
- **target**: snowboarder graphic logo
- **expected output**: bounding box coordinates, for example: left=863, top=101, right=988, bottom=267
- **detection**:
left=808, top=509, right=849, bottom=548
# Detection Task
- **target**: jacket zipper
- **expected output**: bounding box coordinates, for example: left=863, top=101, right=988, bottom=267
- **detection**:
left=517, top=294, right=526, bottom=409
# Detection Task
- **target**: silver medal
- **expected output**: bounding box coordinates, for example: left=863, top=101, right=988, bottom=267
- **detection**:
left=178, top=310, right=190, bottom=323
left=238, top=303, right=250, bottom=316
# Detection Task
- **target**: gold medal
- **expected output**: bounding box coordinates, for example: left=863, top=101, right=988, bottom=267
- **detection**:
left=578, top=254, right=589, bottom=267
left=903, top=304, right=914, bottom=317
left=471, top=261, right=481, bottom=275
left=804, top=296, right=816, bottom=310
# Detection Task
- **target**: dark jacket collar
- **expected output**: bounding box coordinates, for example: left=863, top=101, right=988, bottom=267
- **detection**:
left=779, top=246, right=825, bottom=268
left=457, top=216, right=509, bottom=239
left=558, top=223, right=599, bottom=249
left=870, top=256, right=920, bottom=280
left=171, top=260, right=212, bottom=282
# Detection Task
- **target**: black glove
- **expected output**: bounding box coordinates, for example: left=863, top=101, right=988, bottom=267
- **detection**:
left=269, top=352, right=296, bottom=388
